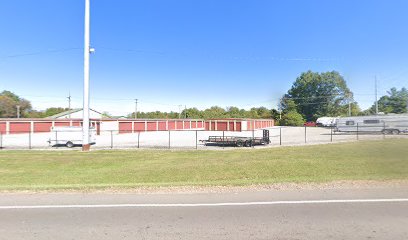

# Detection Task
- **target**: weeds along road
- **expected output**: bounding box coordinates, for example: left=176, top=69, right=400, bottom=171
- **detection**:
left=0, top=187, right=407, bottom=240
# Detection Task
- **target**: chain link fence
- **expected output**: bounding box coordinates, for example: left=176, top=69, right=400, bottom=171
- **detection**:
left=0, top=124, right=407, bottom=150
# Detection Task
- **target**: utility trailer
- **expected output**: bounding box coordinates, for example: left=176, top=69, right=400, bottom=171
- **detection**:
left=201, top=130, right=270, bottom=147
left=48, top=126, right=96, bottom=148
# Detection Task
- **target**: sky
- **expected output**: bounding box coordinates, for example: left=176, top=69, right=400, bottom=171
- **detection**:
left=0, top=0, right=407, bottom=116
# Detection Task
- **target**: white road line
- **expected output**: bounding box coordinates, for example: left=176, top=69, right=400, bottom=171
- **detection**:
left=1, top=198, right=408, bottom=210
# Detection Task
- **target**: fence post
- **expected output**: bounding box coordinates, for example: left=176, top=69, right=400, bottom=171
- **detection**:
left=279, top=127, right=282, bottom=146
left=168, top=131, right=171, bottom=149
left=383, top=121, right=386, bottom=140
left=356, top=123, right=359, bottom=140
left=29, top=131, right=32, bottom=150
left=110, top=130, right=113, bottom=149
left=137, top=131, right=140, bottom=149
left=55, top=131, right=58, bottom=149
left=304, top=126, right=307, bottom=144
left=330, top=126, right=333, bottom=142
left=0, top=132, right=2, bottom=149
left=195, top=130, right=198, bottom=150
left=252, top=129, right=255, bottom=148
left=223, top=131, right=225, bottom=149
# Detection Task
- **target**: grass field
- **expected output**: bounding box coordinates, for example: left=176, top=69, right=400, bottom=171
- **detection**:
left=0, top=139, right=407, bottom=191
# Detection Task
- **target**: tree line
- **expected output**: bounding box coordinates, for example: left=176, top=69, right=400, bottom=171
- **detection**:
left=1, top=70, right=407, bottom=126
left=278, top=71, right=407, bottom=125
left=0, top=91, right=69, bottom=118
left=127, top=106, right=279, bottom=120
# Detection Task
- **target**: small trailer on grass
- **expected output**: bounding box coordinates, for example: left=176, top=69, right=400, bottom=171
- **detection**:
left=200, top=130, right=270, bottom=147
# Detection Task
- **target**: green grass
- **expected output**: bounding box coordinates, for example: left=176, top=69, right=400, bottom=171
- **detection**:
left=0, top=139, right=407, bottom=191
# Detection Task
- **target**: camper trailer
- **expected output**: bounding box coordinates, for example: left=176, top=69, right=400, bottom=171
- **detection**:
left=335, top=114, right=408, bottom=134
left=316, top=117, right=338, bottom=127
left=48, top=126, right=96, bottom=148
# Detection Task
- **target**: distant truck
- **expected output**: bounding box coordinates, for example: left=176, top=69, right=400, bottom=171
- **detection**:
left=304, top=121, right=316, bottom=127
left=48, top=126, right=96, bottom=148
left=335, top=114, right=408, bottom=134
left=316, top=117, right=338, bottom=127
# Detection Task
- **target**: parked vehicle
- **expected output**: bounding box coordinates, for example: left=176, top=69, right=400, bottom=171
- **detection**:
left=335, top=114, right=408, bottom=134
left=48, top=126, right=96, bottom=148
left=200, top=130, right=270, bottom=147
left=304, top=121, right=316, bottom=127
left=316, top=117, right=338, bottom=127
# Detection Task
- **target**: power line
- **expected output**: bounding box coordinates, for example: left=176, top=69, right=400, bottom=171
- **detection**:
left=0, top=48, right=82, bottom=59
left=89, top=46, right=341, bottom=62
left=94, top=46, right=165, bottom=55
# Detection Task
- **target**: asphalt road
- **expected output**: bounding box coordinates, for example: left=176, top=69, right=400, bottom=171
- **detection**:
left=0, top=187, right=407, bottom=240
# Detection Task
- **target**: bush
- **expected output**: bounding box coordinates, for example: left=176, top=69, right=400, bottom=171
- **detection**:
left=279, top=111, right=305, bottom=126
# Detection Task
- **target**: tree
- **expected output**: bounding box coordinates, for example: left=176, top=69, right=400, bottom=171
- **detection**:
left=183, top=108, right=202, bottom=119
left=279, top=111, right=305, bottom=126
left=245, top=108, right=260, bottom=119
left=280, top=98, right=298, bottom=113
left=278, top=98, right=305, bottom=126
left=0, top=91, right=32, bottom=118
left=43, top=108, right=69, bottom=117
left=101, top=111, right=113, bottom=118
left=283, top=71, right=354, bottom=121
left=125, top=106, right=278, bottom=120
left=253, top=107, right=272, bottom=119
left=369, top=87, right=408, bottom=114
left=202, top=106, right=227, bottom=119
left=226, top=106, right=242, bottom=118
left=270, top=109, right=280, bottom=121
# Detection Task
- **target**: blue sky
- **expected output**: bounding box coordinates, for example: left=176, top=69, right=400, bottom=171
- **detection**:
left=0, top=0, right=407, bottom=115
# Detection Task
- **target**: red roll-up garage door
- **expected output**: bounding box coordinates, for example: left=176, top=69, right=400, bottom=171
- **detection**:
left=10, top=122, right=31, bottom=134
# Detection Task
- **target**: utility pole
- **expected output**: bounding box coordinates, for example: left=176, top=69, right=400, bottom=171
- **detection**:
left=67, top=92, right=72, bottom=118
left=375, top=76, right=378, bottom=115
left=348, top=93, right=352, bottom=117
left=134, top=99, right=138, bottom=119
left=278, top=98, right=282, bottom=120
left=67, top=93, right=72, bottom=110
left=82, top=0, right=92, bottom=151
left=178, top=105, right=183, bottom=119
left=184, top=105, right=187, bottom=119
left=16, top=105, right=20, bottom=118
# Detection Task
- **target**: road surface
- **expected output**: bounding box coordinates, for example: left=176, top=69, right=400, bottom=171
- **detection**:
left=0, top=187, right=407, bottom=239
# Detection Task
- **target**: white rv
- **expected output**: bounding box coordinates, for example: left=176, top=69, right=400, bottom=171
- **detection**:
left=335, top=114, right=408, bottom=134
left=48, top=126, right=96, bottom=148
left=316, top=117, right=338, bottom=127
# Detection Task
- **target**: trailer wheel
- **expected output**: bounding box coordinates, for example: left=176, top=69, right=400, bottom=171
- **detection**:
left=244, top=140, right=252, bottom=147
left=392, top=129, right=400, bottom=135
left=66, top=141, right=74, bottom=148
left=382, top=129, right=391, bottom=135
left=236, top=140, right=243, bottom=147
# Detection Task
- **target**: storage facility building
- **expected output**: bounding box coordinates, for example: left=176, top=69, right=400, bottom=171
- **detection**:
left=0, top=118, right=274, bottom=135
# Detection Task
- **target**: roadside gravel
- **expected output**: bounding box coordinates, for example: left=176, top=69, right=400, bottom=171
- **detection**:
left=2, top=180, right=407, bottom=194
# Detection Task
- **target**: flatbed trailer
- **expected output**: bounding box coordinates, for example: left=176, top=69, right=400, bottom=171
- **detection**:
left=200, top=130, right=271, bottom=147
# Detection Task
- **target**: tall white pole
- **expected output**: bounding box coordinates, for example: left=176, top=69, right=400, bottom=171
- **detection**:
left=67, top=92, right=72, bottom=118
left=375, top=76, right=378, bottom=115
left=82, top=0, right=91, bottom=151
left=16, top=105, right=20, bottom=119
left=135, top=99, right=138, bottom=119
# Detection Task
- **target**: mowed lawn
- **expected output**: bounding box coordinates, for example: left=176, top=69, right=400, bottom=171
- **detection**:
left=0, top=139, right=407, bottom=191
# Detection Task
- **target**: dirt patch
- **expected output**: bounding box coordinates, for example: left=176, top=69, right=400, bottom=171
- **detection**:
left=2, top=180, right=408, bottom=194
